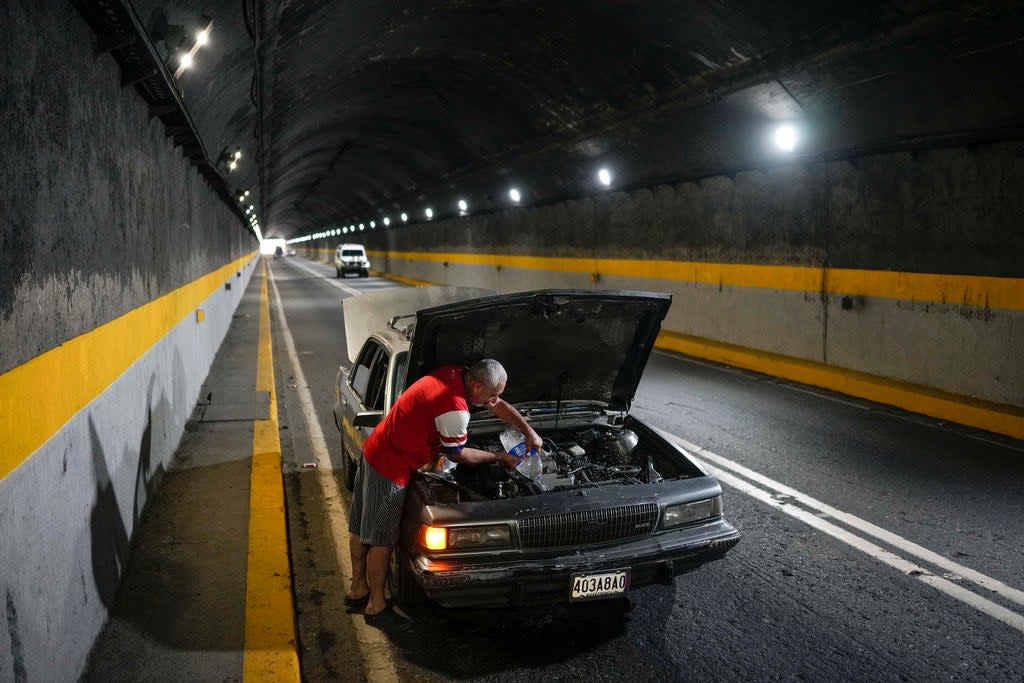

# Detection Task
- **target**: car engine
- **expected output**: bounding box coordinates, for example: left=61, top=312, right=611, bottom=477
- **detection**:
left=447, top=423, right=667, bottom=500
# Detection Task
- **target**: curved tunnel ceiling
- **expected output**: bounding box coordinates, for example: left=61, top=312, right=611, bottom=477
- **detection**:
left=139, top=1, right=1024, bottom=240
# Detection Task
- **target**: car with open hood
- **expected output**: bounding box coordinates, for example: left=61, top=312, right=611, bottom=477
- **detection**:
left=333, top=287, right=740, bottom=609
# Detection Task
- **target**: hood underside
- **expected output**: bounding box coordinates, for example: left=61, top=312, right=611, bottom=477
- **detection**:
left=407, top=289, right=672, bottom=410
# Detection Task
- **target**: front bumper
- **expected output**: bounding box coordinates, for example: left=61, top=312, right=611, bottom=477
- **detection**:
left=404, top=518, right=740, bottom=608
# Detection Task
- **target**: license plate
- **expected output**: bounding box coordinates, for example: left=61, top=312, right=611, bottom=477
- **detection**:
left=569, top=569, right=629, bottom=601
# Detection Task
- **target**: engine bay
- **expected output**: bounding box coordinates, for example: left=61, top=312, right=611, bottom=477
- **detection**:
left=421, top=416, right=701, bottom=503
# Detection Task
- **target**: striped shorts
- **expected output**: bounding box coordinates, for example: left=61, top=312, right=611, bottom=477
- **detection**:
left=348, top=452, right=407, bottom=547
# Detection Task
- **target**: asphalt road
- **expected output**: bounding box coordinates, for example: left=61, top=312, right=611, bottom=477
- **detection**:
left=267, top=255, right=1024, bottom=683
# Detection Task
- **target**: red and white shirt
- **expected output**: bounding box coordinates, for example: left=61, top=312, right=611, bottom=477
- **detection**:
left=364, top=364, right=469, bottom=485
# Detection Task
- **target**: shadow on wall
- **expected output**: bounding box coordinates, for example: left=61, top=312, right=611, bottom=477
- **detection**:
left=89, top=373, right=169, bottom=608
left=5, top=589, right=27, bottom=683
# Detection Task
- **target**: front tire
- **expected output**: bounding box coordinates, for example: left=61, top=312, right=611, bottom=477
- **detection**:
left=335, top=267, right=341, bottom=278
left=388, top=548, right=428, bottom=614
left=360, top=269, right=369, bottom=278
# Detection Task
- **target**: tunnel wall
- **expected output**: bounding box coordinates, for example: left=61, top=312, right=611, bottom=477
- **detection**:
left=0, top=4, right=258, bottom=680
left=301, top=142, right=1023, bottom=438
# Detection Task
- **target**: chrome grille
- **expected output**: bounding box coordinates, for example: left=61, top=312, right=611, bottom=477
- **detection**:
left=517, top=502, right=658, bottom=548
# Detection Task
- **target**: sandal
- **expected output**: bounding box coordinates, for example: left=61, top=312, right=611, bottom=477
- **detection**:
left=343, top=593, right=370, bottom=609
left=363, top=606, right=412, bottom=632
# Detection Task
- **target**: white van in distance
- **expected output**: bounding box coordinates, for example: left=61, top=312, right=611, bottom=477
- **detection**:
left=334, top=243, right=371, bottom=278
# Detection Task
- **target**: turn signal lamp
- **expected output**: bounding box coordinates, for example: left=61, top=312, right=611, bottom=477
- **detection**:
left=420, top=525, right=448, bottom=550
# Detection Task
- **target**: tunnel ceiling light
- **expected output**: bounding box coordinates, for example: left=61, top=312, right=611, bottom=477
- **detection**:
left=509, top=188, right=521, bottom=203
left=370, top=220, right=376, bottom=228
left=178, top=52, right=193, bottom=70
left=228, top=159, right=237, bottom=171
left=196, top=28, right=210, bottom=46
left=234, top=148, right=242, bottom=160
left=359, top=223, right=365, bottom=231
left=598, top=168, right=612, bottom=187
left=425, top=207, right=434, bottom=219
left=458, top=199, right=468, bottom=212
left=774, top=125, right=798, bottom=152
left=401, top=212, right=408, bottom=222
left=383, top=217, right=390, bottom=226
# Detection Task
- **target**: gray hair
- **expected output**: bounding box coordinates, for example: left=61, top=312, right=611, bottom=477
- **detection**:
left=465, top=358, right=507, bottom=388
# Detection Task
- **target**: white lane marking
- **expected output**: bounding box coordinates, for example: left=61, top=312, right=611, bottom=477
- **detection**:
left=699, top=461, right=1024, bottom=634
left=268, top=266, right=400, bottom=682
left=283, top=256, right=364, bottom=296
left=667, top=433, right=1024, bottom=611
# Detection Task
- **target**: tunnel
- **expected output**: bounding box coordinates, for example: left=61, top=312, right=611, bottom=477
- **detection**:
left=1, top=1, right=1023, bottom=680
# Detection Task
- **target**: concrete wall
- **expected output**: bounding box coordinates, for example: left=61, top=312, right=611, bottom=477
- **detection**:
left=0, top=4, right=258, bottom=680
left=299, top=142, right=1023, bottom=421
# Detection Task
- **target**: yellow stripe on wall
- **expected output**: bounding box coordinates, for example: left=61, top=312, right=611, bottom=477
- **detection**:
left=0, top=252, right=257, bottom=484
left=657, top=330, right=1024, bottom=441
left=243, top=265, right=300, bottom=681
left=371, top=249, right=1024, bottom=310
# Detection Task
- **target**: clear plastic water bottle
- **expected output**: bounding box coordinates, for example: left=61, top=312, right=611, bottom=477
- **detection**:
left=500, top=427, right=542, bottom=479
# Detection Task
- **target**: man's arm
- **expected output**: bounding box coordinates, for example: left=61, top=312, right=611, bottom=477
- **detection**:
left=447, top=447, right=517, bottom=468
left=489, top=398, right=543, bottom=452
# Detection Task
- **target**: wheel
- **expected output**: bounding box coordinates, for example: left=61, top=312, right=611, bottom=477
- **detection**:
left=340, top=436, right=356, bottom=492
left=335, top=267, right=341, bottom=278
left=360, top=269, right=368, bottom=278
left=387, top=548, right=428, bottom=614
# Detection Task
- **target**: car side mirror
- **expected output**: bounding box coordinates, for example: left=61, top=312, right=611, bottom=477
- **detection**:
left=353, top=410, right=384, bottom=428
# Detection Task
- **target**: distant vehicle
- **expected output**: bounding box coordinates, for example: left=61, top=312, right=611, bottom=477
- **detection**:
left=274, top=245, right=284, bottom=259
left=335, top=243, right=370, bottom=278
left=332, top=287, right=740, bottom=611
left=287, top=248, right=296, bottom=256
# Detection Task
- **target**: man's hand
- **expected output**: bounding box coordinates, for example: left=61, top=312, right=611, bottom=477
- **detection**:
left=524, top=430, right=543, bottom=455
left=495, top=452, right=519, bottom=469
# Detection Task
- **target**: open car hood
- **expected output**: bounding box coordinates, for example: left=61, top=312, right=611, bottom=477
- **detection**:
left=406, top=290, right=672, bottom=410
left=342, top=286, right=496, bottom=364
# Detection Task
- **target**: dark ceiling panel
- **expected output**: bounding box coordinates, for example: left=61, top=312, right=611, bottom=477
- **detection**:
left=130, top=0, right=1024, bottom=239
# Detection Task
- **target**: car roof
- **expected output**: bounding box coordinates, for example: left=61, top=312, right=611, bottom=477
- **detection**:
left=337, top=243, right=365, bottom=249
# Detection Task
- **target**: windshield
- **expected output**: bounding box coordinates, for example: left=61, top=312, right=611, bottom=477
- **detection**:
left=342, top=249, right=364, bottom=257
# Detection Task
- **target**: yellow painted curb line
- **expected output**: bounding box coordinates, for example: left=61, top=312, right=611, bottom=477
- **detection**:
left=243, top=262, right=300, bottom=681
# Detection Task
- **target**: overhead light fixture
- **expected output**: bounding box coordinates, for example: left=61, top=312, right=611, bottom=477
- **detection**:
left=359, top=223, right=365, bottom=231
left=228, top=159, right=237, bottom=171
left=401, top=212, right=408, bottom=222
left=774, top=124, right=798, bottom=152
left=178, top=52, right=193, bottom=70
left=370, top=220, right=376, bottom=228
left=425, top=207, right=434, bottom=219
left=383, top=217, right=390, bottom=226
left=234, top=148, right=242, bottom=160
left=458, top=199, right=468, bottom=213
left=509, top=188, right=521, bottom=203
left=598, top=168, right=612, bottom=187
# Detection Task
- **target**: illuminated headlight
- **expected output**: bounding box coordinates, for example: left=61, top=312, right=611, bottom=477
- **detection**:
left=662, top=496, right=722, bottom=529
left=420, top=524, right=511, bottom=551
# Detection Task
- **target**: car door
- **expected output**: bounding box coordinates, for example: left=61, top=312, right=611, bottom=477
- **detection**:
left=340, top=337, right=391, bottom=458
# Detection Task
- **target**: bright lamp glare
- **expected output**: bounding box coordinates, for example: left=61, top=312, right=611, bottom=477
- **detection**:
left=370, top=220, right=375, bottom=228
left=598, top=168, right=612, bottom=186
left=178, top=52, right=193, bottom=69
left=228, top=160, right=237, bottom=170
left=359, top=223, right=365, bottom=231
left=196, top=29, right=209, bottom=46
left=383, top=217, right=390, bottom=226
left=458, top=199, right=468, bottom=212
left=425, top=207, right=434, bottom=218
left=774, top=125, right=798, bottom=152
left=401, top=213, right=408, bottom=222
left=509, top=188, right=521, bottom=203
left=421, top=526, right=448, bottom=551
